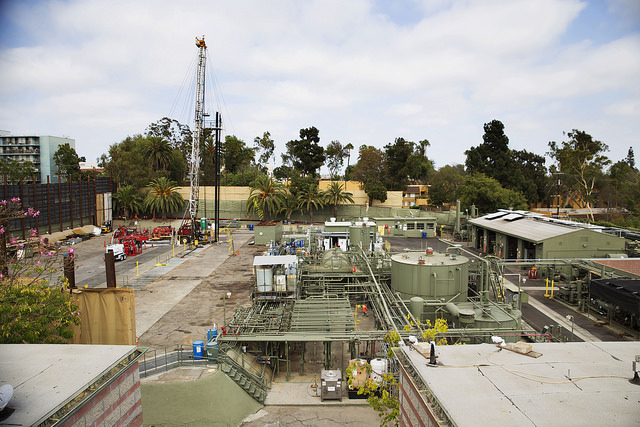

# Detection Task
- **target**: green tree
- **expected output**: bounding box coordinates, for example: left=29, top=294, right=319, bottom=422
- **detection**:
left=0, top=197, right=79, bottom=343
left=223, top=135, right=255, bottom=178
left=246, top=174, right=285, bottom=221
left=466, top=120, right=547, bottom=205
left=344, top=142, right=354, bottom=173
left=143, top=136, right=173, bottom=172
left=325, top=140, right=347, bottom=179
left=146, top=117, right=192, bottom=159
left=278, top=191, right=300, bottom=223
left=254, top=131, right=275, bottom=170
left=324, top=181, right=354, bottom=218
left=363, top=180, right=388, bottom=205
left=605, top=160, right=640, bottom=212
left=0, top=160, right=36, bottom=184
left=143, top=177, right=185, bottom=220
left=112, top=185, right=143, bottom=219
left=465, top=120, right=512, bottom=185
left=53, top=143, right=86, bottom=181
left=103, top=135, right=153, bottom=189
left=297, top=181, right=326, bottom=223
left=282, top=126, right=325, bottom=177
left=352, top=145, right=386, bottom=189
left=384, top=137, right=415, bottom=190
left=626, top=147, right=636, bottom=170
left=429, top=164, right=465, bottom=206
left=510, top=149, right=548, bottom=205
left=548, top=130, right=611, bottom=221
left=407, top=139, right=434, bottom=184
left=460, top=173, right=528, bottom=213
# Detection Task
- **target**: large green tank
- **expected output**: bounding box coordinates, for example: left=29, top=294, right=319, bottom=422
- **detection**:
left=390, top=251, right=468, bottom=302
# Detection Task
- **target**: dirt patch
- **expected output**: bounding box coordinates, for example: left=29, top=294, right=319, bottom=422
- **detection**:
left=138, top=242, right=264, bottom=350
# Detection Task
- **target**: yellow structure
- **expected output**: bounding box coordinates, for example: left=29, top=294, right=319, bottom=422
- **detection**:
left=402, top=184, right=430, bottom=208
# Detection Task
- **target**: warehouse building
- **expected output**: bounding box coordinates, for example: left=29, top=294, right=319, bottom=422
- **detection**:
left=469, top=211, right=626, bottom=260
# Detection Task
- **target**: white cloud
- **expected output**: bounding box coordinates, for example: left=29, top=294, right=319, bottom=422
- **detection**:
left=0, top=0, right=637, bottom=168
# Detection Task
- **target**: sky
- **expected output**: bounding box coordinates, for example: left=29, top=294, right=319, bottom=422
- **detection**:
left=0, top=0, right=639, bottom=173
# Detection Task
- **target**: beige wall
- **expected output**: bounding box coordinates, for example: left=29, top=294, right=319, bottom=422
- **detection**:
left=177, top=185, right=402, bottom=208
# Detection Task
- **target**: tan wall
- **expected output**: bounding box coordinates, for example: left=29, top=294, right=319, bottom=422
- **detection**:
left=177, top=185, right=402, bottom=208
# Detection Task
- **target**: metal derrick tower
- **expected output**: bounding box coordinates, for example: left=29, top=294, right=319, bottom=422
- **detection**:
left=183, top=35, right=222, bottom=243
left=187, top=36, right=207, bottom=238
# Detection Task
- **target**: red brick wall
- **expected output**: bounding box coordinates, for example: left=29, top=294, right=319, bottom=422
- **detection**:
left=61, top=361, right=142, bottom=427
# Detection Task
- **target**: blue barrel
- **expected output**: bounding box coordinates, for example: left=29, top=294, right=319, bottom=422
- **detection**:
left=249, top=224, right=254, bottom=231
left=422, top=231, right=427, bottom=239
left=192, top=340, right=204, bottom=360
left=298, top=239, right=304, bottom=248
left=207, top=328, right=218, bottom=342
left=206, top=341, right=218, bottom=361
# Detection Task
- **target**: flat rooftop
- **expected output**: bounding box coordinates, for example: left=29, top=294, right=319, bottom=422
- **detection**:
left=0, top=344, right=138, bottom=426
left=400, top=341, right=640, bottom=426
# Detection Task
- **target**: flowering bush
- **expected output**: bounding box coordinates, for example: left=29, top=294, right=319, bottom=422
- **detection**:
left=0, top=197, right=79, bottom=343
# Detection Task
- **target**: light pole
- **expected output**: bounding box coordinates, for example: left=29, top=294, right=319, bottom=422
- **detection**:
left=566, top=315, right=574, bottom=342
left=223, top=291, right=231, bottom=326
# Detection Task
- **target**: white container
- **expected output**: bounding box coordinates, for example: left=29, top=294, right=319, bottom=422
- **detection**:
left=370, top=358, right=388, bottom=385
left=256, top=266, right=273, bottom=292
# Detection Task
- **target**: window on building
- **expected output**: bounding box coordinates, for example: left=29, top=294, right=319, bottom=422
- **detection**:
left=416, top=223, right=425, bottom=230
left=407, top=223, right=415, bottom=230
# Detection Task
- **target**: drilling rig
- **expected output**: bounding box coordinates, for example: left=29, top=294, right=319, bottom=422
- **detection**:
left=178, top=35, right=222, bottom=244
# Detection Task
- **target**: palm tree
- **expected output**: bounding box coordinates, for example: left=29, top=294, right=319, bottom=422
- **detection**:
left=278, top=191, right=300, bottom=223
left=112, top=185, right=142, bottom=219
left=246, top=175, right=285, bottom=221
left=144, top=136, right=173, bottom=171
left=324, top=181, right=354, bottom=219
left=344, top=143, right=354, bottom=171
left=143, top=177, right=184, bottom=220
left=297, top=182, right=325, bottom=224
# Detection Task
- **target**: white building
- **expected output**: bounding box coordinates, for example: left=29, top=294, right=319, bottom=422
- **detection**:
left=0, top=133, right=76, bottom=183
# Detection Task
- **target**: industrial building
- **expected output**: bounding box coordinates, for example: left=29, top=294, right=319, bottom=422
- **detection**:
left=394, top=341, right=640, bottom=426
left=0, top=133, right=76, bottom=183
left=0, top=345, right=145, bottom=426
left=469, top=211, right=626, bottom=260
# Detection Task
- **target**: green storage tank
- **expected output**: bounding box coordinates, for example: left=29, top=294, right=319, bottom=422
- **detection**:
left=390, top=251, right=468, bottom=302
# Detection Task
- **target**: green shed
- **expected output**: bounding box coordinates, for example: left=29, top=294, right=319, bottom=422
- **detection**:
left=469, top=212, right=626, bottom=260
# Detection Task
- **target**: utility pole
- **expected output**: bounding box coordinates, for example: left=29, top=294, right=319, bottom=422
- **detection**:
left=214, top=112, right=222, bottom=243
left=554, top=172, right=564, bottom=218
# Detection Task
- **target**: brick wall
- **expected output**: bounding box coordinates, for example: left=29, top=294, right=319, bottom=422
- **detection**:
left=398, top=363, right=439, bottom=427
left=61, top=361, right=142, bottom=427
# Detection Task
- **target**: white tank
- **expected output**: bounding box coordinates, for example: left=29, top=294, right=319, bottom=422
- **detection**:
left=370, top=358, right=388, bottom=384
left=256, top=266, right=273, bottom=292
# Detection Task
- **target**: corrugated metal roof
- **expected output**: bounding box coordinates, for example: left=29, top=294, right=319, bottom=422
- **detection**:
left=469, top=215, right=580, bottom=242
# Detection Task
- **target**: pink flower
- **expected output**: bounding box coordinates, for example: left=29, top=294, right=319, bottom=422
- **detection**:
left=11, top=197, right=19, bottom=202
left=10, top=238, right=16, bottom=244
left=30, top=228, right=38, bottom=237
left=0, top=226, right=4, bottom=234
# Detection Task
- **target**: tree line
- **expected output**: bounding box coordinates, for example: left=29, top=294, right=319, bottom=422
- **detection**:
left=65, top=116, right=638, bottom=227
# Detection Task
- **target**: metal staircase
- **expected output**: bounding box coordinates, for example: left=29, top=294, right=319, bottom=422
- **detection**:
left=218, top=346, right=269, bottom=403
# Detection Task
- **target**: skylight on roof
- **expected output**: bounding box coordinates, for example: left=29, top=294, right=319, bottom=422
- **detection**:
left=485, top=212, right=508, bottom=220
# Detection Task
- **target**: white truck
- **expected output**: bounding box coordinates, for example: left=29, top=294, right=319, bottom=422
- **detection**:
left=106, top=243, right=127, bottom=261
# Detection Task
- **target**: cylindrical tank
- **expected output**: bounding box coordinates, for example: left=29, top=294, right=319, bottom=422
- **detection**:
left=370, top=358, right=388, bottom=384
left=410, top=296, right=424, bottom=320
left=349, top=225, right=374, bottom=251
left=256, top=266, right=273, bottom=292
left=192, top=340, right=204, bottom=360
left=321, top=248, right=350, bottom=269
left=391, top=251, right=468, bottom=301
